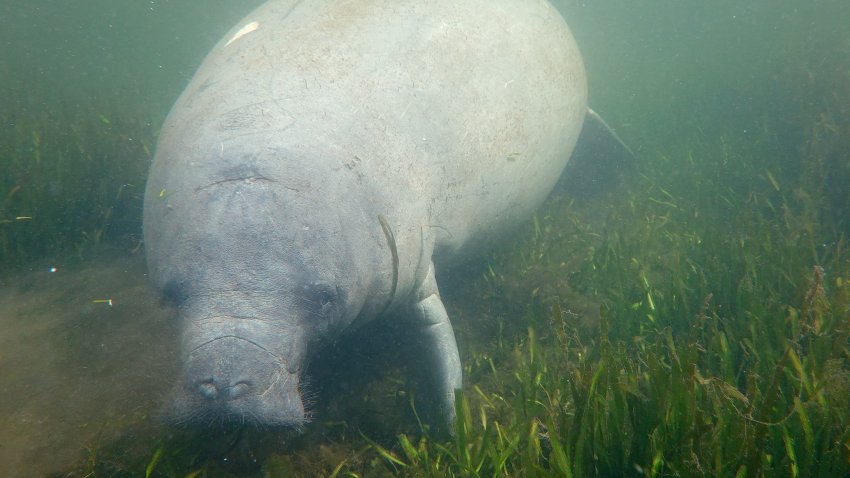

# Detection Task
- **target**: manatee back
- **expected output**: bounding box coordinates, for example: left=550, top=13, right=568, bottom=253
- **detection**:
left=148, top=0, right=586, bottom=266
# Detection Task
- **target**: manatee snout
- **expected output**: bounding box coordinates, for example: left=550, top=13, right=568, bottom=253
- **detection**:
left=165, top=319, right=308, bottom=428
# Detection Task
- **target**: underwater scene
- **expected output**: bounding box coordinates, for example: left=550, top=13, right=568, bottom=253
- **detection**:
left=1, top=0, right=849, bottom=476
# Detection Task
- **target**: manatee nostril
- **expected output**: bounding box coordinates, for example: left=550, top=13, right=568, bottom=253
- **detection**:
left=198, top=380, right=219, bottom=400
left=228, top=381, right=251, bottom=400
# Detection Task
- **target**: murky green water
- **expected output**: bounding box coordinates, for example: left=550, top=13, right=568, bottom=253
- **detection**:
left=1, top=1, right=849, bottom=476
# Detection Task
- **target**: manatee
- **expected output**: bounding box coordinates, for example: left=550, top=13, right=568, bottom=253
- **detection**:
left=143, top=0, right=624, bottom=428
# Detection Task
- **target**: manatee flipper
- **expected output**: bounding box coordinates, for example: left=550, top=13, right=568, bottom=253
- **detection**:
left=410, top=262, right=462, bottom=427
left=558, top=107, right=636, bottom=197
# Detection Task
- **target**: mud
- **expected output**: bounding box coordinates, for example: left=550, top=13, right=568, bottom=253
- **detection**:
left=0, top=248, right=178, bottom=476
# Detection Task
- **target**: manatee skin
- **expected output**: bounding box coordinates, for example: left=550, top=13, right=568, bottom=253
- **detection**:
left=143, top=0, right=586, bottom=428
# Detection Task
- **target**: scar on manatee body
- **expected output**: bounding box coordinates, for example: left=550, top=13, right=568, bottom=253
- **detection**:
left=195, top=175, right=276, bottom=192
left=378, top=214, right=399, bottom=308
left=225, top=21, right=260, bottom=47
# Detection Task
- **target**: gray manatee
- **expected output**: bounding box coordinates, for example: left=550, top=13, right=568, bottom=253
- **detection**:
left=144, top=0, right=595, bottom=428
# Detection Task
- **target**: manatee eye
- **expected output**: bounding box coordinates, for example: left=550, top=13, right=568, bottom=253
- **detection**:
left=162, top=279, right=189, bottom=307
left=302, top=282, right=337, bottom=317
